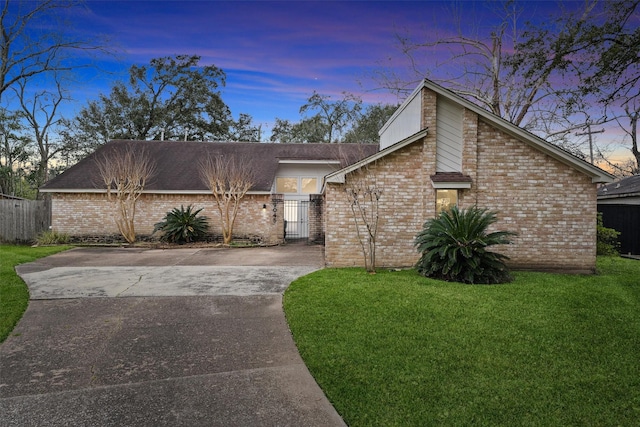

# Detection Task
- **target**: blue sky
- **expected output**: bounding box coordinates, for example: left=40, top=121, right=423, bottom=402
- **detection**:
left=55, top=1, right=557, bottom=125
left=6, top=0, right=633, bottom=164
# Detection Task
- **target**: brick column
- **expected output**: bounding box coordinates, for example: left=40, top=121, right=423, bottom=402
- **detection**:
left=308, top=194, right=324, bottom=244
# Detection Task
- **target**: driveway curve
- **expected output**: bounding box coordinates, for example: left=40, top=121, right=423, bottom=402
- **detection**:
left=15, top=245, right=325, bottom=299
left=1, top=244, right=345, bottom=427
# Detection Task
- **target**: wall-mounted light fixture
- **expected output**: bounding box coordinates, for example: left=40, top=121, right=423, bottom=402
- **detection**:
left=262, top=203, right=267, bottom=212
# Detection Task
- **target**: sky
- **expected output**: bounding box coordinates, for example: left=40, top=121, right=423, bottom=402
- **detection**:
left=5, top=0, right=636, bottom=164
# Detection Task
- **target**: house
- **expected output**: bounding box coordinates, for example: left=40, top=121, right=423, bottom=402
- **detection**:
left=42, top=79, right=614, bottom=273
left=39, top=142, right=378, bottom=244
left=322, top=80, right=614, bottom=273
left=597, top=175, right=640, bottom=255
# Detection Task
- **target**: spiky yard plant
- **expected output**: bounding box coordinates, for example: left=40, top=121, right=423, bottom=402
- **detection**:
left=153, top=205, right=209, bottom=244
left=414, top=206, right=517, bottom=284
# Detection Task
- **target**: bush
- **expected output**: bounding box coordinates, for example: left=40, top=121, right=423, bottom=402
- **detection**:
left=597, top=213, right=620, bottom=256
left=36, top=229, right=70, bottom=245
left=153, top=205, right=209, bottom=244
left=414, top=206, right=516, bottom=284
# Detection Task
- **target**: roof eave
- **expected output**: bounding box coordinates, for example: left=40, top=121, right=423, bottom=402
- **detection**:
left=421, top=79, right=615, bottom=184
left=323, top=129, right=428, bottom=189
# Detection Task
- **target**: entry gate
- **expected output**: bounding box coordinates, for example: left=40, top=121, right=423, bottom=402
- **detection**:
left=283, top=200, right=309, bottom=240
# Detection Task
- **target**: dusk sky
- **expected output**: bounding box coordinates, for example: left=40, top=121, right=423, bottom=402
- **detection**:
left=7, top=1, right=634, bottom=163
left=56, top=1, right=558, bottom=126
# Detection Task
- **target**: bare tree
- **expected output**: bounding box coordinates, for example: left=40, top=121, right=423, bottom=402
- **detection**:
left=95, top=144, right=156, bottom=244
left=199, top=155, right=255, bottom=244
left=616, top=103, right=640, bottom=173
left=341, top=147, right=384, bottom=273
left=16, top=75, right=69, bottom=188
left=378, top=1, right=600, bottom=136
left=0, top=0, right=105, bottom=105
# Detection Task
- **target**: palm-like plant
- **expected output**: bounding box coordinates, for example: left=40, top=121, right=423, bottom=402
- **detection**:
left=153, top=205, right=209, bottom=244
left=414, top=206, right=517, bottom=284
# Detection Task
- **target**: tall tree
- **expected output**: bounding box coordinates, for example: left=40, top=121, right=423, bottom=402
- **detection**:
left=343, top=104, right=397, bottom=143
left=269, top=116, right=329, bottom=143
left=0, top=0, right=102, bottom=104
left=299, top=91, right=362, bottom=143
left=16, top=75, right=69, bottom=188
left=230, top=113, right=260, bottom=142
left=579, top=0, right=640, bottom=173
left=0, top=108, right=30, bottom=196
left=64, top=55, right=232, bottom=152
left=377, top=1, right=604, bottom=147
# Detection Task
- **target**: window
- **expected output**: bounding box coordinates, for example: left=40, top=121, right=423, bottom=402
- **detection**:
left=276, top=177, right=298, bottom=193
left=301, top=178, right=318, bottom=194
left=436, top=189, right=458, bottom=214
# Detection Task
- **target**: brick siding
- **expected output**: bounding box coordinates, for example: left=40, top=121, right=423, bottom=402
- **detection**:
left=51, top=193, right=285, bottom=245
left=325, top=87, right=598, bottom=273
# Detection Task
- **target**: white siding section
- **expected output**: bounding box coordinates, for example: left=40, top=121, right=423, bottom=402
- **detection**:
left=436, top=98, right=463, bottom=172
left=379, top=92, right=422, bottom=150
left=274, top=163, right=339, bottom=201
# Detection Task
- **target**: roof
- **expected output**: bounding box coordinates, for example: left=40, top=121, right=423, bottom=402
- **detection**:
left=381, top=79, right=614, bottom=184
left=40, top=140, right=379, bottom=193
left=325, top=129, right=428, bottom=185
left=597, top=175, right=640, bottom=200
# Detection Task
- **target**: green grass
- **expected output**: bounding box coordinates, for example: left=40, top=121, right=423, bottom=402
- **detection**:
left=284, top=257, right=640, bottom=426
left=0, top=244, right=72, bottom=343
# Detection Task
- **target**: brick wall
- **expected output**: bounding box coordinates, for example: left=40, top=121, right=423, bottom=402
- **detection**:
left=51, top=192, right=285, bottom=245
left=325, top=87, right=598, bottom=273
left=325, top=143, right=426, bottom=268
left=472, top=120, right=597, bottom=272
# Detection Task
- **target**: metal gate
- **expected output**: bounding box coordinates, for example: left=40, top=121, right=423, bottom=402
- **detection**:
left=283, top=200, right=309, bottom=240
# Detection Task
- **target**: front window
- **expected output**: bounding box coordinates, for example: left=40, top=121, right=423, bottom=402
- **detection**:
left=436, top=189, right=458, bottom=214
left=301, top=178, right=318, bottom=194
left=276, top=177, right=298, bottom=193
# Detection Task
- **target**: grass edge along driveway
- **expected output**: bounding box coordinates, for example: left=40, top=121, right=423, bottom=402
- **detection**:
left=284, top=257, right=640, bottom=427
left=0, top=245, right=72, bottom=343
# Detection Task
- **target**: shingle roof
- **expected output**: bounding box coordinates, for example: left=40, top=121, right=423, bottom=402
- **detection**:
left=41, top=140, right=379, bottom=193
left=597, top=174, right=640, bottom=199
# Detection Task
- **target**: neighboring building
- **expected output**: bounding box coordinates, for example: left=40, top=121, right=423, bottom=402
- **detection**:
left=597, top=175, right=640, bottom=255
left=39, top=141, right=377, bottom=245
left=323, top=80, right=613, bottom=273
left=41, top=79, right=614, bottom=272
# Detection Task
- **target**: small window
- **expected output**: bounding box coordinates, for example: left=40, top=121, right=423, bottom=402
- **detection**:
left=436, top=189, right=458, bottom=214
left=276, top=177, right=298, bottom=193
left=301, top=178, right=318, bottom=194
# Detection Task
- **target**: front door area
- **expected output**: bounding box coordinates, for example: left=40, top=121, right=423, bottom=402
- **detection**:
left=284, top=200, right=309, bottom=240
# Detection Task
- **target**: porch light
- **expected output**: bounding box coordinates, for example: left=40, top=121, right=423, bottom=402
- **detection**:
left=262, top=203, right=267, bottom=212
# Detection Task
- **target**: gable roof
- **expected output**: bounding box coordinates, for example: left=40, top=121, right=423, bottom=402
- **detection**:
left=597, top=174, right=640, bottom=200
left=379, top=79, right=614, bottom=184
left=325, top=129, right=428, bottom=185
left=40, top=140, right=378, bottom=194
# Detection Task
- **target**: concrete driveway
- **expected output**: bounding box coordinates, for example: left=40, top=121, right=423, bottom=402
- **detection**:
left=0, top=244, right=345, bottom=427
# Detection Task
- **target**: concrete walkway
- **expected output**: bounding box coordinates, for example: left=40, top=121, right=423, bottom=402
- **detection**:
left=0, top=245, right=345, bottom=427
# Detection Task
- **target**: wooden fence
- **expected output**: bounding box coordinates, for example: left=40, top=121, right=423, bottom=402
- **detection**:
left=0, top=199, right=51, bottom=243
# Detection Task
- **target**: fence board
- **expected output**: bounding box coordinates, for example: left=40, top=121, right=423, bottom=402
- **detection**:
left=0, top=199, right=51, bottom=243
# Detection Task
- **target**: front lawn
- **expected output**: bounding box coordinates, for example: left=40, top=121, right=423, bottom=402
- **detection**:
left=284, top=257, right=640, bottom=426
left=0, top=245, right=72, bottom=343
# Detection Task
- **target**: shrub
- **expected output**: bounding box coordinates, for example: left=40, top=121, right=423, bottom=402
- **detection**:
left=414, top=206, right=516, bottom=284
left=596, top=213, right=620, bottom=256
left=153, top=205, right=209, bottom=244
left=36, top=229, right=70, bottom=245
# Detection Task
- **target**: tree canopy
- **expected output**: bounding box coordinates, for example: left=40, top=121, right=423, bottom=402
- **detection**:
left=62, top=55, right=233, bottom=155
